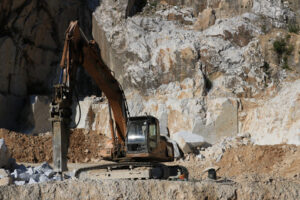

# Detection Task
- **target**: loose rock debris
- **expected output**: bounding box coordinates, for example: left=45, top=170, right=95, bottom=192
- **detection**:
left=0, top=158, right=65, bottom=186
left=0, top=128, right=300, bottom=188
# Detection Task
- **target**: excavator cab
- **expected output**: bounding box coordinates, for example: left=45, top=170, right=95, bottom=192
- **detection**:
left=126, top=116, right=159, bottom=154
left=125, top=116, right=173, bottom=161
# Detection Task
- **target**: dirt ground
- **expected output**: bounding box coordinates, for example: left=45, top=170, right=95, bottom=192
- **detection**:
left=0, top=128, right=108, bottom=163
left=217, top=144, right=300, bottom=179
left=177, top=144, right=300, bottom=181
left=0, top=128, right=299, bottom=181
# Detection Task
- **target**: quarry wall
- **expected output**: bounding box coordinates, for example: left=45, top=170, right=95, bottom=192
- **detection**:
left=0, top=0, right=299, bottom=145
left=90, top=0, right=300, bottom=144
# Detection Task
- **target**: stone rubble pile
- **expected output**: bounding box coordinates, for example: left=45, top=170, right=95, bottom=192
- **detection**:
left=0, top=139, right=67, bottom=186
left=0, top=161, right=66, bottom=186
left=10, top=162, right=64, bottom=186
left=173, top=132, right=253, bottom=164
left=195, top=133, right=253, bottom=163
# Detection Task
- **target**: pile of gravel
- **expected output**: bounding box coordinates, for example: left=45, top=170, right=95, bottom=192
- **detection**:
left=10, top=162, right=66, bottom=185
left=0, top=138, right=69, bottom=186
left=196, top=133, right=253, bottom=163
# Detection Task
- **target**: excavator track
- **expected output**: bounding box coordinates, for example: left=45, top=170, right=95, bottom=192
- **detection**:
left=74, top=162, right=188, bottom=180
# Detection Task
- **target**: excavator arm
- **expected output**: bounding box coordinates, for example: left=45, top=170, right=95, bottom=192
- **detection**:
left=50, top=21, right=130, bottom=172
left=50, top=21, right=178, bottom=177
left=63, top=21, right=129, bottom=141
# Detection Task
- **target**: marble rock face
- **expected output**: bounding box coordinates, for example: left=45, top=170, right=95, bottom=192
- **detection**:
left=89, top=0, right=300, bottom=145
left=1, top=0, right=300, bottom=146
left=242, top=80, right=300, bottom=145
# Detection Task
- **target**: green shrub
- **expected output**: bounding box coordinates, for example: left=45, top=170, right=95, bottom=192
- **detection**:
left=288, top=23, right=300, bottom=34
left=282, top=56, right=291, bottom=70
left=273, top=34, right=296, bottom=70
left=273, top=39, right=286, bottom=55
left=262, top=61, right=271, bottom=76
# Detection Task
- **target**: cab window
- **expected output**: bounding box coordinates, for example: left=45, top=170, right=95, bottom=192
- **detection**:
left=149, top=123, right=157, bottom=149
left=127, top=121, right=147, bottom=144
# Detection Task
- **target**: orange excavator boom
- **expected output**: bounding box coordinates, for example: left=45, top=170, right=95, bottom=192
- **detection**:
left=50, top=21, right=130, bottom=171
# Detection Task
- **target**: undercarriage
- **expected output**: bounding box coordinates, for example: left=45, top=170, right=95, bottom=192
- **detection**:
left=74, top=162, right=188, bottom=180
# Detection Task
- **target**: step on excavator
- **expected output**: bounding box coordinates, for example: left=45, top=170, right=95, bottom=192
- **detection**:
left=49, top=21, right=188, bottom=180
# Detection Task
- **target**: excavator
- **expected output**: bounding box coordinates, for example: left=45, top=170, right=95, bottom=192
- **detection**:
left=49, top=21, right=188, bottom=180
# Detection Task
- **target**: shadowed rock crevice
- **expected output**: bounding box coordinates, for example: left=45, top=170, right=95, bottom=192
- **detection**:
left=0, top=0, right=98, bottom=97
left=126, top=0, right=147, bottom=18
left=0, top=0, right=102, bottom=133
